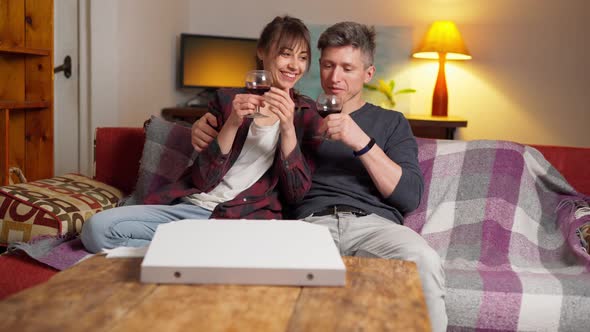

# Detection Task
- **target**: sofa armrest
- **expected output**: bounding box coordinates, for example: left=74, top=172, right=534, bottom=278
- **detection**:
left=94, top=127, right=145, bottom=195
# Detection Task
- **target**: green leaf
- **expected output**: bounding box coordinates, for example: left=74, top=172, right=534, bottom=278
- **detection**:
left=363, top=83, right=378, bottom=90
left=378, top=79, right=390, bottom=92
left=394, top=88, right=416, bottom=95
left=365, top=78, right=415, bottom=107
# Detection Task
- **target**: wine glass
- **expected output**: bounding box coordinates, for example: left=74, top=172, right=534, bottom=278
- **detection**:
left=244, top=70, right=273, bottom=118
left=315, top=93, right=343, bottom=140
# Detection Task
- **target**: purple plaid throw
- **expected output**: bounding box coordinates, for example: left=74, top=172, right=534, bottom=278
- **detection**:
left=405, top=139, right=590, bottom=331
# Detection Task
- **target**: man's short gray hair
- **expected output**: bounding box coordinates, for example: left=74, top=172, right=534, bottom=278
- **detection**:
left=317, top=22, right=376, bottom=67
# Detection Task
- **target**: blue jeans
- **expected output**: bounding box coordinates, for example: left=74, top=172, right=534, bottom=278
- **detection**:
left=81, top=203, right=212, bottom=253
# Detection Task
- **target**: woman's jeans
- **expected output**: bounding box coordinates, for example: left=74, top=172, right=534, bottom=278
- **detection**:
left=81, top=203, right=212, bottom=253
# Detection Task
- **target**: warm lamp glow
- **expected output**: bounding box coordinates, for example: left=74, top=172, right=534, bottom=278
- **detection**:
left=412, top=21, right=471, bottom=117
left=413, top=21, right=471, bottom=60
left=414, top=51, right=471, bottom=60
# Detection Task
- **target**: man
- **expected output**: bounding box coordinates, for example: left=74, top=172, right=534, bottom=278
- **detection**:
left=192, top=22, right=447, bottom=331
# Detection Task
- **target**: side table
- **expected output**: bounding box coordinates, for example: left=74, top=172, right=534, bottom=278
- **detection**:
left=406, top=114, right=468, bottom=140
left=161, top=106, right=208, bottom=124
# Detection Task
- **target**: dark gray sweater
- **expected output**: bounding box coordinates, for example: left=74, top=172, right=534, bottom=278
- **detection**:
left=289, top=103, right=424, bottom=224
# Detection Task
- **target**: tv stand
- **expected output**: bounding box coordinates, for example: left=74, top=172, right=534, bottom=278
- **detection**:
left=186, top=99, right=209, bottom=107
left=185, top=88, right=217, bottom=107
left=161, top=106, right=208, bottom=124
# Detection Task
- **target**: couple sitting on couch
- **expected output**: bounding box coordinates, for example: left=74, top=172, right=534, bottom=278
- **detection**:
left=80, top=17, right=447, bottom=332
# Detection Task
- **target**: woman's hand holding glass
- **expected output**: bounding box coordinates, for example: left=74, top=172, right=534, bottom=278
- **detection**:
left=245, top=70, right=273, bottom=118
left=228, top=94, right=265, bottom=127
left=264, top=87, right=296, bottom=133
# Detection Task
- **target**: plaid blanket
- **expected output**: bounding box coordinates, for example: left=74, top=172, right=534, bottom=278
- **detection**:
left=404, top=139, right=590, bottom=332
left=123, top=116, right=196, bottom=206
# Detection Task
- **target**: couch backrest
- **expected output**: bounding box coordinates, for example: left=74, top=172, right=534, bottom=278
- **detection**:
left=94, top=127, right=145, bottom=195
left=531, top=144, right=590, bottom=195
left=93, top=128, right=589, bottom=196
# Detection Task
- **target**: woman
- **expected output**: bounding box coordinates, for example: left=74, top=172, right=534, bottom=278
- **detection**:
left=81, top=16, right=320, bottom=253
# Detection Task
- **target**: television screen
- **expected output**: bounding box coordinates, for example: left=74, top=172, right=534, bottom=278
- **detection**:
left=180, top=34, right=258, bottom=89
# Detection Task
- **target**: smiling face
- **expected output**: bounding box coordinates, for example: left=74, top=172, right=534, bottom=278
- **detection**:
left=319, top=45, right=375, bottom=113
left=259, top=39, right=309, bottom=90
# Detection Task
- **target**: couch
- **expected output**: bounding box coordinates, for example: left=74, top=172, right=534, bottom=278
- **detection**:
left=1, top=123, right=589, bottom=331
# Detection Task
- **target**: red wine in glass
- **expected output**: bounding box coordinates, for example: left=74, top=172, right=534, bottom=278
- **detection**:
left=315, top=93, right=343, bottom=139
left=245, top=84, right=271, bottom=96
left=318, top=105, right=342, bottom=118
left=245, top=70, right=273, bottom=118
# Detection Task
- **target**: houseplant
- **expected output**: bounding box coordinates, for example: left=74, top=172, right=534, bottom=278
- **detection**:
left=364, top=79, right=416, bottom=109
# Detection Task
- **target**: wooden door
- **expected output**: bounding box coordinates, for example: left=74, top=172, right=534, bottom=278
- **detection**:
left=0, top=0, right=54, bottom=185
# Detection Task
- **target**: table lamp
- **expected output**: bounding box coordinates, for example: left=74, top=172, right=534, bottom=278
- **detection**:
left=413, top=21, right=471, bottom=117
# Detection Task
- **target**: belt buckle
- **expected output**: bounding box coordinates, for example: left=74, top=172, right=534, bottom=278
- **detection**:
left=334, top=205, right=364, bottom=217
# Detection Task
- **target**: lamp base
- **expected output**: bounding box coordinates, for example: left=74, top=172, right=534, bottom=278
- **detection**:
left=432, top=53, right=448, bottom=117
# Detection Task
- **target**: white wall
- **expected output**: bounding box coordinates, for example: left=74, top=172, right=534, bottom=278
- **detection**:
left=89, top=0, right=118, bottom=130
left=89, top=0, right=589, bottom=150
left=89, top=0, right=191, bottom=131
left=116, top=0, right=192, bottom=125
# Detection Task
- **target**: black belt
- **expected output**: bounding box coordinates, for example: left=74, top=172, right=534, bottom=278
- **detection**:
left=312, top=205, right=368, bottom=217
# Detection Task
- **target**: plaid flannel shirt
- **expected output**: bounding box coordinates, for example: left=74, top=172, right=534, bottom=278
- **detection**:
left=145, top=88, right=321, bottom=219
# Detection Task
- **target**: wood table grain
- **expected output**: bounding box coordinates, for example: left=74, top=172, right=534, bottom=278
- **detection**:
left=0, top=256, right=431, bottom=331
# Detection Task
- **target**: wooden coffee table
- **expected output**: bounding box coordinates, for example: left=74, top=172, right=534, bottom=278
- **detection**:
left=0, top=256, right=431, bottom=331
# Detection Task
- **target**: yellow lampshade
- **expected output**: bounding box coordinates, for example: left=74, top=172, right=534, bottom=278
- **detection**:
left=413, top=21, right=471, bottom=117
left=413, top=21, right=471, bottom=60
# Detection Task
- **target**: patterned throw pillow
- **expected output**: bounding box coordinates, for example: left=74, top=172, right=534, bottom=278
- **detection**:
left=0, top=174, right=123, bottom=245
left=123, top=116, right=196, bottom=205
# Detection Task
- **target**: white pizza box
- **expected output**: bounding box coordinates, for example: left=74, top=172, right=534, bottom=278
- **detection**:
left=140, top=219, right=346, bottom=286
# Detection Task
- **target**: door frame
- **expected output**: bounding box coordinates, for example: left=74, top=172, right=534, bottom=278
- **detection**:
left=78, top=0, right=91, bottom=176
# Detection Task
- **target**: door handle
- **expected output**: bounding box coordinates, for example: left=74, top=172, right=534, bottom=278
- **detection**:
left=54, top=55, right=72, bottom=78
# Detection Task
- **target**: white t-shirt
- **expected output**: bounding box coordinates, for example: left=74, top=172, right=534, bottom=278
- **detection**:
left=183, top=120, right=280, bottom=211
